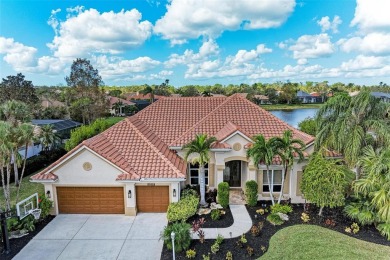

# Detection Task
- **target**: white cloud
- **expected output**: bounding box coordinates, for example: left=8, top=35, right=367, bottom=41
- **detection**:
left=0, top=37, right=37, bottom=69
left=92, top=55, right=161, bottom=79
left=227, top=44, right=272, bottom=64
left=351, top=0, right=390, bottom=33
left=317, top=16, right=342, bottom=33
left=154, top=0, right=296, bottom=44
left=48, top=8, right=153, bottom=58
left=288, top=33, right=334, bottom=59
left=338, top=32, right=390, bottom=55
left=340, top=55, right=387, bottom=71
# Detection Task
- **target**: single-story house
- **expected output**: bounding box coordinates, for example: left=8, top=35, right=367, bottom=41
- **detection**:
left=108, top=96, right=136, bottom=116
left=253, top=94, right=270, bottom=104
left=371, top=92, right=390, bottom=103
left=31, top=94, right=317, bottom=216
left=41, top=97, right=66, bottom=108
left=297, top=91, right=321, bottom=103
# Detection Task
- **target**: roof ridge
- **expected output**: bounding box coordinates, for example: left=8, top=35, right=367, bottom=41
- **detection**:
left=233, top=94, right=315, bottom=142
left=125, top=117, right=185, bottom=177
left=169, top=94, right=236, bottom=146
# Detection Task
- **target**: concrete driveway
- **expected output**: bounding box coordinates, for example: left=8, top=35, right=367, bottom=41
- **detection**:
left=14, top=213, right=167, bottom=260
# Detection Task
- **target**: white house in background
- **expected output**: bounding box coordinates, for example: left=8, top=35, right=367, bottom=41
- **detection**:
left=108, top=96, right=136, bottom=116
left=32, top=94, right=340, bottom=216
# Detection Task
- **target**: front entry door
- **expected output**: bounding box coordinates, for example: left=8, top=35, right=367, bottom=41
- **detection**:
left=223, top=160, right=241, bottom=187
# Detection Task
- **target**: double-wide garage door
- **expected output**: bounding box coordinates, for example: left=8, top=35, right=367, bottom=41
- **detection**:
left=57, top=187, right=125, bottom=214
left=136, top=186, right=169, bottom=212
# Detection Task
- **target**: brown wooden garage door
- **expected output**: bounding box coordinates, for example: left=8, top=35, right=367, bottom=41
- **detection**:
left=57, top=187, right=124, bottom=214
left=136, top=186, right=169, bottom=212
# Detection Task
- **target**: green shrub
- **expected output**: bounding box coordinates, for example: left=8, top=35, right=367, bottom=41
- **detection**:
left=211, top=209, right=221, bottom=221
left=6, top=217, right=19, bottom=232
left=377, top=223, right=390, bottom=240
left=211, top=242, right=220, bottom=254
left=18, top=215, right=35, bottom=231
left=216, top=234, right=224, bottom=245
left=217, top=182, right=229, bottom=208
left=245, top=180, right=258, bottom=207
left=186, top=249, right=196, bottom=259
left=270, top=203, right=293, bottom=214
left=167, top=195, right=199, bottom=222
left=181, top=188, right=198, bottom=199
left=161, top=221, right=191, bottom=252
left=226, top=251, right=233, bottom=260
left=267, top=213, right=284, bottom=225
left=39, top=194, right=53, bottom=219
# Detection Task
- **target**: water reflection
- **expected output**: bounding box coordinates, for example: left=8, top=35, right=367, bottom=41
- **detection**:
left=269, top=108, right=319, bottom=128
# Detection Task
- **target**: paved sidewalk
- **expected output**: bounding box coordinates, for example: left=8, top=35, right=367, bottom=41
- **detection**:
left=191, top=204, right=252, bottom=239
left=14, top=213, right=166, bottom=260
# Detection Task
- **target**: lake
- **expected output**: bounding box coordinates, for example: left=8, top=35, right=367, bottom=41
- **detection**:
left=269, top=108, right=319, bottom=128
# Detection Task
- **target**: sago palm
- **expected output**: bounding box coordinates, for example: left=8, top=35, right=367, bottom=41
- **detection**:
left=183, top=134, right=217, bottom=206
left=246, top=135, right=276, bottom=205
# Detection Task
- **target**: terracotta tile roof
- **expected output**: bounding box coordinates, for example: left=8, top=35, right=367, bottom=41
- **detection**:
left=211, top=142, right=232, bottom=149
left=108, top=96, right=135, bottom=107
left=170, top=94, right=314, bottom=146
left=30, top=172, right=58, bottom=181
left=254, top=95, right=269, bottom=100
left=124, top=92, right=167, bottom=100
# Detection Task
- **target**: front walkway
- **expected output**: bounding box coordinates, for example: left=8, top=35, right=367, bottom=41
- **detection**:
left=14, top=213, right=166, bottom=260
left=191, top=205, right=252, bottom=239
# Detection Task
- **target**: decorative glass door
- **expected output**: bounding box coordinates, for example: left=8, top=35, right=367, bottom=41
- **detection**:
left=223, top=160, right=241, bottom=187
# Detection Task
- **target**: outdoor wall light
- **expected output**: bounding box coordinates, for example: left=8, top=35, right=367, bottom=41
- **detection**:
left=46, top=190, right=51, bottom=199
left=173, top=189, right=177, bottom=197
left=128, top=190, right=132, bottom=198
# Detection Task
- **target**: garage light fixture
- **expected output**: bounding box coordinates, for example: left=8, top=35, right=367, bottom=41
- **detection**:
left=128, top=190, right=132, bottom=198
left=46, top=190, right=51, bottom=199
left=173, top=189, right=176, bottom=197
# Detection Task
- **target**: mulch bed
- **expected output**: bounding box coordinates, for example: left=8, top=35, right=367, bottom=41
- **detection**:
left=161, top=201, right=390, bottom=260
left=186, top=206, right=234, bottom=228
left=1, top=215, right=55, bottom=260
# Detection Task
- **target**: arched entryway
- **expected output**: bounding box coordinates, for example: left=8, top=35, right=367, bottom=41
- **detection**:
left=223, top=160, right=241, bottom=187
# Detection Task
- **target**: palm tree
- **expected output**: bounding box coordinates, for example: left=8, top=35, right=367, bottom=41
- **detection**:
left=270, top=130, right=305, bottom=204
left=315, top=90, right=390, bottom=178
left=112, top=101, right=124, bottom=116
left=141, top=85, right=155, bottom=103
left=0, top=121, right=12, bottom=211
left=247, top=135, right=276, bottom=205
left=183, top=134, right=217, bottom=206
left=15, top=123, right=38, bottom=202
left=40, top=124, right=60, bottom=154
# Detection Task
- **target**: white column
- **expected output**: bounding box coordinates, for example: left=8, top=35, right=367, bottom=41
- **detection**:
left=171, top=182, right=180, bottom=202
left=125, top=183, right=135, bottom=208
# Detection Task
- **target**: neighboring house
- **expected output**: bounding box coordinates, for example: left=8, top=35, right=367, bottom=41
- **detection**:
left=108, top=96, right=136, bottom=116
left=19, top=119, right=82, bottom=159
left=253, top=94, right=270, bottom=104
left=297, top=91, right=321, bottom=103
left=31, top=94, right=321, bottom=216
left=41, top=97, right=66, bottom=108
left=371, top=92, right=390, bottom=103
left=124, top=92, right=167, bottom=101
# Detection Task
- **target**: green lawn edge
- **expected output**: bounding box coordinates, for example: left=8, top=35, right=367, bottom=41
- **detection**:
left=260, top=225, right=390, bottom=260
left=260, top=103, right=323, bottom=110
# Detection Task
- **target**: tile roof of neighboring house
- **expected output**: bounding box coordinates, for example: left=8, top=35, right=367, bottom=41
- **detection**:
left=108, top=96, right=135, bottom=107
left=297, top=91, right=312, bottom=97
left=310, top=92, right=320, bottom=97
left=254, top=95, right=269, bottom=100
left=32, top=93, right=315, bottom=181
left=124, top=92, right=167, bottom=100
left=41, top=98, right=65, bottom=108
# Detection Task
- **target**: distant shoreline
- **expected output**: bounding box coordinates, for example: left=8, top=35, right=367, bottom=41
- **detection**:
left=260, top=103, right=323, bottom=111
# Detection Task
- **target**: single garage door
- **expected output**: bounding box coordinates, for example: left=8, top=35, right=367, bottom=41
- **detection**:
left=57, top=187, right=124, bottom=214
left=136, top=186, right=169, bottom=212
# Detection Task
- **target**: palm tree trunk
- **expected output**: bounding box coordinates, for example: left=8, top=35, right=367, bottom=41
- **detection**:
left=16, top=143, right=28, bottom=203
left=6, top=163, right=11, bottom=211
left=199, top=165, right=207, bottom=206
left=319, top=206, right=324, bottom=216
left=1, top=166, right=10, bottom=211
left=266, top=166, right=275, bottom=205
left=12, top=150, right=19, bottom=186
left=278, top=164, right=288, bottom=204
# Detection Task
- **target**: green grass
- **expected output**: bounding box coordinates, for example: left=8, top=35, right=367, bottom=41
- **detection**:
left=102, top=116, right=125, bottom=125
left=260, top=103, right=323, bottom=110
left=261, top=225, right=390, bottom=260
left=0, top=175, right=44, bottom=210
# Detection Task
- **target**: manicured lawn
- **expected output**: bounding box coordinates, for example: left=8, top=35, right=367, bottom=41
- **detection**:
left=0, top=175, right=44, bottom=210
left=261, top=225, right=390, bottom=260
left=260, top=103, right=323, bottom=110
left=102, top=116, right=125, bottom=125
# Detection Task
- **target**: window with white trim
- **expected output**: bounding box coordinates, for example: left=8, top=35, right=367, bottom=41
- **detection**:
left=189, top=163, right=209, bottom=185
left=263, top=170, right=283, bottom=192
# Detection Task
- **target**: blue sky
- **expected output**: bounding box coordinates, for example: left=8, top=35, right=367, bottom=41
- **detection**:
left=1, top=0, right=390, bottom=86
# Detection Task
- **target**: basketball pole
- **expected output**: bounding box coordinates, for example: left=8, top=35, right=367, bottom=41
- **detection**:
left=0, top=210, right=11, bottom=254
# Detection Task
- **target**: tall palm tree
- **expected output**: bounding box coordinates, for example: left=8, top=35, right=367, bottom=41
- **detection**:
left=141, top=85, right=155, bottom=103
left=0, top=121, right=12, bottom=211
left=270, top=130, right=305, bottom=204
left=15, top=123, right=38, bottom=202
left=315, top=90, right=390, bottom=178
left=183, top=134, right=217, bottom=206
left=247, top=135, right=276, bottom=205
left=40, top=124, right=60, bottom=154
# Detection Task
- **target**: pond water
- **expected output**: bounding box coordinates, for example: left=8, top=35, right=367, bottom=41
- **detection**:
left=269, top=108, right=319, bottom=128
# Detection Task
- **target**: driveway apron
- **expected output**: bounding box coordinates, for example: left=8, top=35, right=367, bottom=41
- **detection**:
left=13, top=213, right=166, bottom=260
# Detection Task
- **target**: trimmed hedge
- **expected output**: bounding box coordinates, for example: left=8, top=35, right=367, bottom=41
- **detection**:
left=270, top=203, right=293, bottom=214
left=217, top=182, right=229, bottom=208
left=245, top=180, right=258, bottom=206
left=167, top=195, right=199, bottom=222
left=161, top=221, right=191, bottom=252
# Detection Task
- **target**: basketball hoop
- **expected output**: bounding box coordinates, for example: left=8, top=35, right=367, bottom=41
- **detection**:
left=29, top=209, right=41, bottom=220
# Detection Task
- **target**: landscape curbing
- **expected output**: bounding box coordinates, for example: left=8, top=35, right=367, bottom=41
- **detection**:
left=191, top=204, right=252, bottom=239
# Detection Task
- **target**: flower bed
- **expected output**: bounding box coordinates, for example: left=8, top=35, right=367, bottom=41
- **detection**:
left=186, top=206, right=234, bottom=229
